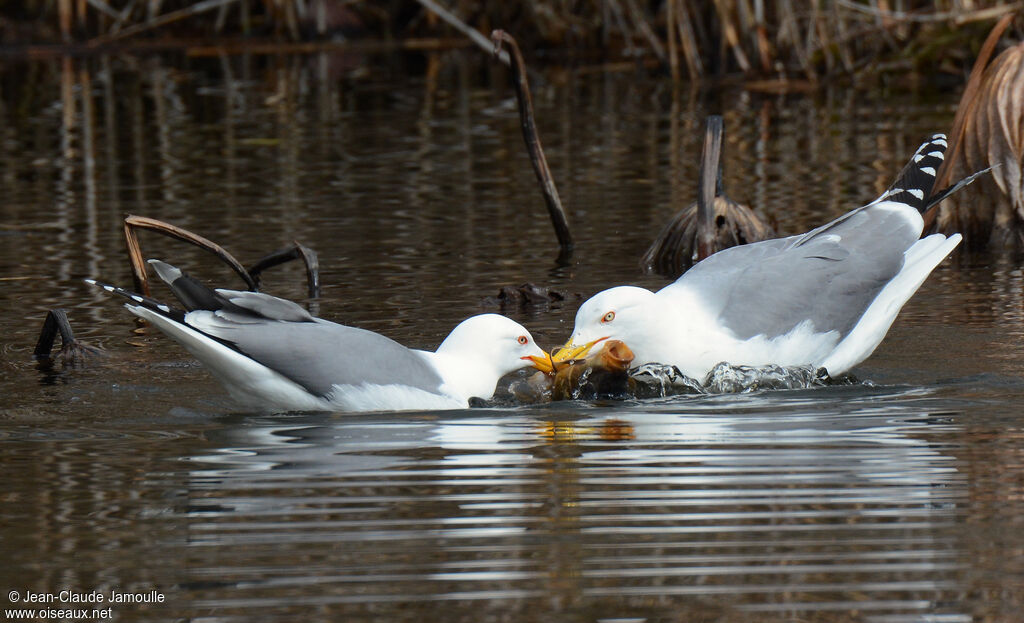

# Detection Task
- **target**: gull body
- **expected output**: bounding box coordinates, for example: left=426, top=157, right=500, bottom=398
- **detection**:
left=91, top=261, right=550, bottom=413
left=557, top=134, right=974, bottom=379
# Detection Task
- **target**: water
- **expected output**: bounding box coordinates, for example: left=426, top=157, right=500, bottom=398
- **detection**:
left=2, top=51, right=1024, bottom=621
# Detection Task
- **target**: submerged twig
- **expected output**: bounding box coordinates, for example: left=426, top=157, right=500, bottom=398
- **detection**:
left=34, top=309, right=104, bottom=366
left=123, top=214, right=256, bottom=296
left=491, top=30, right=574, bottom=259
left=123, top=215, right=322, bottom=300
left=34, top=309, right=75, bottom=360
left=247, top=242, right=321, bottom=299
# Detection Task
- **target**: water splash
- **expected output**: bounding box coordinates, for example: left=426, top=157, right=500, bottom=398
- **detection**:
left=633, top=362, right=846, bottom=397
left=500, top=363, right=853, bottom=405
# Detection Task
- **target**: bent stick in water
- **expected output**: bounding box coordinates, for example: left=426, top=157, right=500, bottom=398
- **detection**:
left=491, top=30, right=574, bottom=258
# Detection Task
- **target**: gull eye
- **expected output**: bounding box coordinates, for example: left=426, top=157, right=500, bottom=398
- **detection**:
left=601, top=311, right=615, bottom=323
left=517, top=335, right=529, bottom=345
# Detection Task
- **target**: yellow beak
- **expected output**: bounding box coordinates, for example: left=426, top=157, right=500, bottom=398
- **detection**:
left=523, top=353, right=555, bottom=374
left=551, top=336, right=609, bottom=367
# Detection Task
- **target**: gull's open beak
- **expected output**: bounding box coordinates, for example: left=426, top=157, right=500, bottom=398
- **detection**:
left=551, top=336, right=609, bottom=367
left=523, top=353, right=555, bottom=374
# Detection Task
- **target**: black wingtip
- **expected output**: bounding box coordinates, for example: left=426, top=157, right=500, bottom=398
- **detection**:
left=877, top=134, right=948, bottom=213
left=86, top=278, right=186, bottom=323
left=923, top=165, right=995, bottom=212
left=146, top=259, right=225, bottom=312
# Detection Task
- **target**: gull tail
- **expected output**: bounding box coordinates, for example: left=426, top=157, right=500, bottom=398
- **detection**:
left=878, top=133, right=990, bottom=214
left=822, top=231, right=963, bottom=375
left=877, top=134, right=947, bottom=213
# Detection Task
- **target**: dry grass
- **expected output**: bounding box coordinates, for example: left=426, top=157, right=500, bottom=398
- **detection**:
left=932, top=15, right=1024, bottom=248
left=4, top=1, right=1019, bottom=81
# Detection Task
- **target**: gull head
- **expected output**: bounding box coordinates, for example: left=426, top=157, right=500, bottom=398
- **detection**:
left=553, top=286, right=659, bottom=367
left=436, top=313, right=552, bottom=379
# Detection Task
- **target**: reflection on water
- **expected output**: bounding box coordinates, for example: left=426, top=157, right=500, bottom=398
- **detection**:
left=7, top=385, right=1022, bottom=621
left=2, top=51, right=1024, bottom=620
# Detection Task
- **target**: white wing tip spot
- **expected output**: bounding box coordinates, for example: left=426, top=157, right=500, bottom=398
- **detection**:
left=909, top=189, right=924, bottom=200
left=920, top=167, right=936, bottom=176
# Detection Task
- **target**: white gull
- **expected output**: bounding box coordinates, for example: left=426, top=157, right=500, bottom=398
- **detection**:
left=89, top=260, right=552, bottom=412
left=554, top=134, right=983, bottom=379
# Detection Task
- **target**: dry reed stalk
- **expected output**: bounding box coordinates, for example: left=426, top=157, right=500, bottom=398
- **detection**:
left=59, top=0, right=72, bottom=40
left=933, top=13, right=1013, bottom=192
left=491, top=30, right=574, bottom=257
left=60, top=56, right=76, bottom=159
left=89, top=0, right=243, bottom=45
left=696, top=116, right=723, bottom=259
left=931, top=14, right=1024, bottom=246
left=215, top=0, right=230, bottom=32
left=751, top=0, right=773, bottom=72
left=833, top=2, right=854, bottom=73
left=623, top=0, right=665, bottom=62
left=676, top=1, right=703, bottom=78
left=666, top=0, right=680, bottom=81
left=416, top=0, right=509, bottom=64
left=814, top=3, right=836, bottom=74
left=642, top=116, right=773, bottom=276
left=605, top=0, right=636, bottom=58
left=86, top=0, right=105, bottom=33
left=715, top=0, right=752, bottom=72
left=79, top=67, right=95, bottom=181
left=282, top=0, right=299, bottom=40
left=32, top=1, right=1018, bottom=83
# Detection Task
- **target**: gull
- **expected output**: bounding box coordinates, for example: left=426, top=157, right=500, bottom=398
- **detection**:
left=554, top=134, right=984, bottom=379
left=89, top=260, right=552, bottom=412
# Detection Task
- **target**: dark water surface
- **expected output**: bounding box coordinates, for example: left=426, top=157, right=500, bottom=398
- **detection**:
left=2, top=52, right=1023, bottom=621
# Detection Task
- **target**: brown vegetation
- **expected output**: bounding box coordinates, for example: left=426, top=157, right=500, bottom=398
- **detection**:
left=932, top=15, right=1024, bottom=248
left=2, top=1, right=1019, bottom=81
left=642, top=115, right=773, bottom=277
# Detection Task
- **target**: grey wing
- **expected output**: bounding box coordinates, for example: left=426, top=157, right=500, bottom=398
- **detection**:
left=664, top=202, right=921, bottom=340
left=215, top=288, right=316, bottom=322
left=187, top=310, right=445, bottom=397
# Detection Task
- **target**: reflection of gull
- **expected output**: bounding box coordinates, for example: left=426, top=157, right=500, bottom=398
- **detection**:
left=578, top=390, right=962, bottom=488
left=555, top=135, right=977, bottom=379
left=178, top=399, right=965, bottom=618
left=193, top=419, right=436, bottom=475
left=89, top=260, right=550, bottom=412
